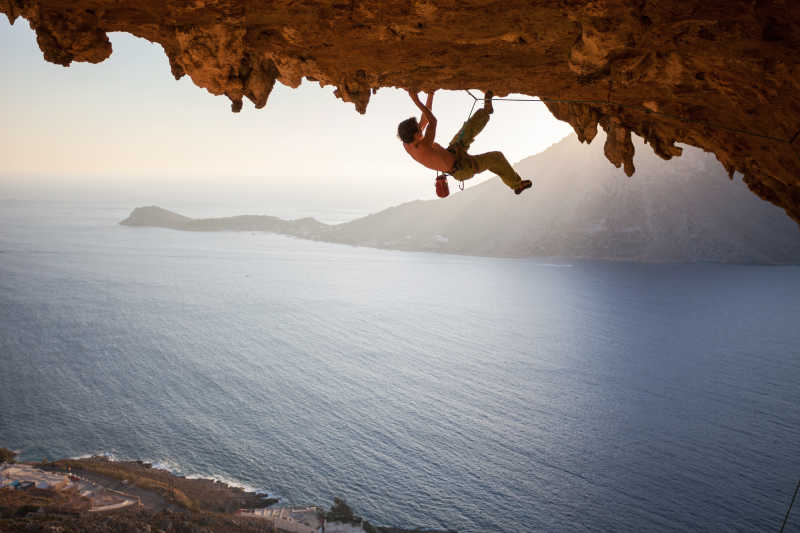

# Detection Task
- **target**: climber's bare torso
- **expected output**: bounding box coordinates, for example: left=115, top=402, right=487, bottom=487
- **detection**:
left=401, top=90, right=455, bottom=173
left=403, top=139, right=455, bottom=173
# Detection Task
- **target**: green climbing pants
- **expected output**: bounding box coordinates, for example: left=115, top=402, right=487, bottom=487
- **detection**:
left=447, top=107, right=524, bottom=190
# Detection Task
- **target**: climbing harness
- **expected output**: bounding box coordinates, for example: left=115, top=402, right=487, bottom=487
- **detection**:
left=432, top=95, right=479, bottom=198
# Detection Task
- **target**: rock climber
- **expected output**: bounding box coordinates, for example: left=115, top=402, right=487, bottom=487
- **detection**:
left=398, top=89, right=532, bottom=195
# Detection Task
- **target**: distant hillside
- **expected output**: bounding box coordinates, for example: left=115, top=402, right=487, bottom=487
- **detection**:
left=121, top=133, right=800, bottom=264
left=120, top=206, right=327, bottom=238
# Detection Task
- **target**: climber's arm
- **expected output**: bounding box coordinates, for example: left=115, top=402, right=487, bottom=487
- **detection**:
left=409, top=89, right=437, bottom=145
left=419, top=91, right=435, bottom=132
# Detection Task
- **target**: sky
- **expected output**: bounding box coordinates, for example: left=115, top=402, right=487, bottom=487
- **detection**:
left=0, top=19, right=573, bottom=217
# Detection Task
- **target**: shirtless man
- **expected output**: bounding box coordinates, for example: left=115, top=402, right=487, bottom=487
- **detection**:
left=398, top=89, right=532, bottom=194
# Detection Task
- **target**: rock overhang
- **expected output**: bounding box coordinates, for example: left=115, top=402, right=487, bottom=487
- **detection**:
left=3, top=0, right=799, bottom=225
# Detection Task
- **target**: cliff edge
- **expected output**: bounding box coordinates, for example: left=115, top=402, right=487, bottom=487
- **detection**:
left=3, top=1, right=800, bottom=224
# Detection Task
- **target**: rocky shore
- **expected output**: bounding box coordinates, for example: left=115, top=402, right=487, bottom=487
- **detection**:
left=0, top=449, right=456, bottom=533
left=48, top=456, right=278, bottom=514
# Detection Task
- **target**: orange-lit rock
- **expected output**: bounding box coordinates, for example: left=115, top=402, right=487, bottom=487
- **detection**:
left=3, top=0, right=799, bottom=224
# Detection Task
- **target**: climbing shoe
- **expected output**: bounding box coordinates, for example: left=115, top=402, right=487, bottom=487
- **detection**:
left=514, top=179, right=532, bottom=195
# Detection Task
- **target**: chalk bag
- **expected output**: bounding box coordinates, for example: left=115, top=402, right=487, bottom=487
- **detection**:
left=435, top=174, right=450, bottom=198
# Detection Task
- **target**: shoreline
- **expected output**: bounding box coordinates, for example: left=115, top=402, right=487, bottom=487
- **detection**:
left=1, top=449, right=456, bottom=533
left=119, top=204, right=800, bottom=265
left=46, top=456, right=280, bottom=513
left=67, top=452, right=281, bottom=501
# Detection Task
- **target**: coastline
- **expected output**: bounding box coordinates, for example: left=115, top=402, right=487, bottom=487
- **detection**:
left=47, top=456, right=279, bottom=513
left=1, top=449, right=456, bottom=533
left=118, top=204, right=800, bottom=265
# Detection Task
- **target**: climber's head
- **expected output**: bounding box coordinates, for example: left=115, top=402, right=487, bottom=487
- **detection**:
left=397, top=117, right=420, bottom=144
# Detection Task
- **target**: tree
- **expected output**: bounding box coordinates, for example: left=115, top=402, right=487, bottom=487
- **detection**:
left=0, top=448, right=17, bottom=464
left=326, top=497, right=355, bottom=523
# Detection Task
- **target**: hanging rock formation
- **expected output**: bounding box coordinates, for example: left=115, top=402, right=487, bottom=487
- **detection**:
left=3, top=0, right=800, bottom=224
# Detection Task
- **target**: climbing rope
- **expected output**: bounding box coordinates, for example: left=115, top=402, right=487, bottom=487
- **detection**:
left=779, top=479, right=800, bottom=533
left=463, top=90, right=797, bottom=145
left=435, top=89, right=798, bottom=196
left=464, top=96, right=478, bottom=125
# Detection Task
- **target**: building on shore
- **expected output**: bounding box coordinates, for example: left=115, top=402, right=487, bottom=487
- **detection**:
left=238, top=505, right=375, bottom=533
left=238, top=506, right=327, bottom=533
left=1, top=463, right=139, bottom=512
left=1, top=464, right=70, bottom=491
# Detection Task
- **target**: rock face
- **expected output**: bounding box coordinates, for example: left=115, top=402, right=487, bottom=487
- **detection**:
left=3, top=1, right=800, bottom=224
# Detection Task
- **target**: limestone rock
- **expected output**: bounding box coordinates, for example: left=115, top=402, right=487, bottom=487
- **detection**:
left=3, top=0, right=800, bottom=224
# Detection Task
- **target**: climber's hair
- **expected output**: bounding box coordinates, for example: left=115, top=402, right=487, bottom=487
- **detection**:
left=397, top=117, right=419, bottom=143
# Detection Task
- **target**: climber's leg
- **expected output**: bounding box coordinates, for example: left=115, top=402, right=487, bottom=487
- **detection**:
left=471, top=151, right=527, bottom=191
left=448, top=108, right=491, bottom=151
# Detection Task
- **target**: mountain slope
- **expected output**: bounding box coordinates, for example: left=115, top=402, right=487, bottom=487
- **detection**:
left=322, top=133, right=800, bottom=263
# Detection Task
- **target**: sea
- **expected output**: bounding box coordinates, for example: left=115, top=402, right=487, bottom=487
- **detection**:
left=1, top=200, right=799, bottom=533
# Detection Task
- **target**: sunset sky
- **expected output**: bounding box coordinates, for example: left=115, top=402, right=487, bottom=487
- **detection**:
left=1, top=20, right=573, bottom=214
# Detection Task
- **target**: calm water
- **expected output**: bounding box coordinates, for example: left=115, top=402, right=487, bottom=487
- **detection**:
left=1, top=201, right=799, bottom=533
